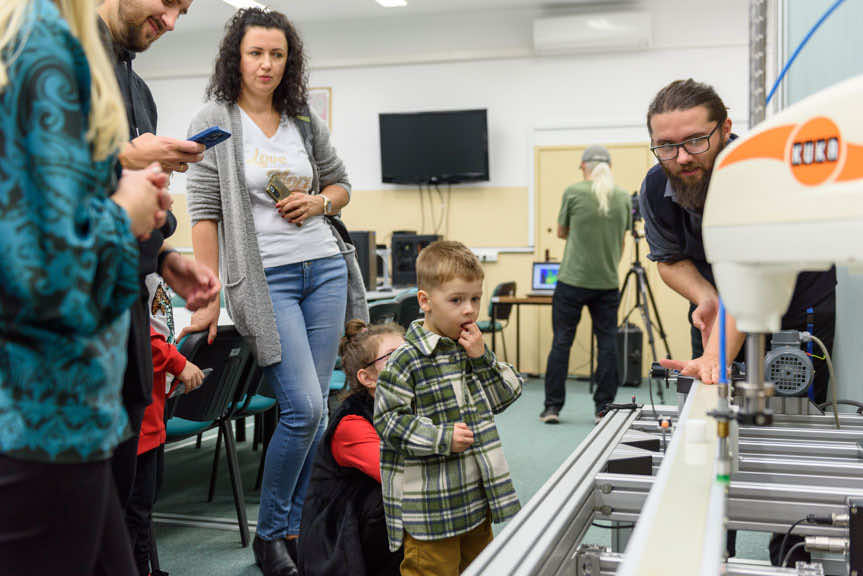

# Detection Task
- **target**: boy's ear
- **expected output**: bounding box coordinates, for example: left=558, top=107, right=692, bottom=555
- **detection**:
left=417, top=289, right=431, bottom=313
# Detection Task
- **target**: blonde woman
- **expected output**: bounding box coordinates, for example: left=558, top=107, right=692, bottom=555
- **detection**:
left=540, top=145, right=632, bottom=424
left=0, top=0, right=169, bottom=572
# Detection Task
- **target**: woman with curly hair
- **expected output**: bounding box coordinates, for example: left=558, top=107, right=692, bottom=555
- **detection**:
left=184, top=8, right=363, bottom=576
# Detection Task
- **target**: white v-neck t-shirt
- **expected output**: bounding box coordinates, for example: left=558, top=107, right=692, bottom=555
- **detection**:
left=241, top=109, right=338, bottom=269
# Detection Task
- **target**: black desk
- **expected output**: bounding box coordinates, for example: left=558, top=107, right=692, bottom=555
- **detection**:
left=490, top=295, right=552, bottom=374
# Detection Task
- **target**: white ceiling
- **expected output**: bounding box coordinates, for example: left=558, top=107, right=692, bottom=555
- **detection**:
left=180, top=0, right=627, bottom=32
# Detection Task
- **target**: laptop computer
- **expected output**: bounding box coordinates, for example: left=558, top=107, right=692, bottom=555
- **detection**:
left=527, top=262, right=560, bottom=297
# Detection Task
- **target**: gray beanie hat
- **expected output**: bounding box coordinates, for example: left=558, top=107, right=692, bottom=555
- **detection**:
left=581, top=145, right=611, bottom=164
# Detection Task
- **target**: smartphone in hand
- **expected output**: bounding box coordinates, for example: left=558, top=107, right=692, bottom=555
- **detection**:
left=188, top=127, right=231, bottom=149
left=265, top=172, right=293, bottom=203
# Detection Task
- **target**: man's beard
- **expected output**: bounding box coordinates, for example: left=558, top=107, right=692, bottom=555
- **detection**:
left=117, top=2, right=152, bottom=52
left=663, top=139, right=725, bottom=214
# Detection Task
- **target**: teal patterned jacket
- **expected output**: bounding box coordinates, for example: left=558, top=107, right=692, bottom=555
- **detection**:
left=0, top=0, right=139, bottom=462
left=374, top=320, right=523, bottom=551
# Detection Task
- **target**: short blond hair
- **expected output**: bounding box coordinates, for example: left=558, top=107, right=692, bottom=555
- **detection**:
left=416, top=240, right=484, bottom=291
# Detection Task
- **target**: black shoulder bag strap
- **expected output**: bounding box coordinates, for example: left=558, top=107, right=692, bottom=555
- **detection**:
left=296, top=104, right=353, bottom=246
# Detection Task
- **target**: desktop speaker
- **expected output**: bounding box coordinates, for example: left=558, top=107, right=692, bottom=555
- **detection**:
left=348, top=230, right=377, bottom=291
left=617, top=322, right=642, bottom=387
left=391, top=233, right=442, bottom=287
left=375, top=244, right=391, bottom=288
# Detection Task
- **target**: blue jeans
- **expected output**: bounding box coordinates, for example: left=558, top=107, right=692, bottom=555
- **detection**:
left=257, top=255, right=347, bottom=540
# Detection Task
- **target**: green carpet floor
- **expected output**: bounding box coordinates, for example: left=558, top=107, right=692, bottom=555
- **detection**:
left=152, top=377, right=770, bottom=575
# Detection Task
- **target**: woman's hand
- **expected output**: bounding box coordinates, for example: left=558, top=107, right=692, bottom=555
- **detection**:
left=276, top=192, right=324, bottom=227
left=112, top=163, right=172, bottom=240
left=177, top=298, right=220, bottom=345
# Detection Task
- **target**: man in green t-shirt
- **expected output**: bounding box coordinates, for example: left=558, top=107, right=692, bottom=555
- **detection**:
left=540, top=145, right=632, bottom=424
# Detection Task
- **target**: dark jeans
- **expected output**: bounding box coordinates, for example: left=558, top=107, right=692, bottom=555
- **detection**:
left=545, top=281, right=620, bottom=414
left=126, top=446, right=165, bottom=576
left=0, top=455, right=136, bottom=576
left=112, top=403, right=148, bottom=511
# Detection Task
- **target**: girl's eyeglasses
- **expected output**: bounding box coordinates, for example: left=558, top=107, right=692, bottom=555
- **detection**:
left=363, top=351, right=394, bottom=369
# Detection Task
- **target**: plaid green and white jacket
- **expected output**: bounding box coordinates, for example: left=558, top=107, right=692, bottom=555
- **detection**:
left=374, top=320, right=523, bottom=551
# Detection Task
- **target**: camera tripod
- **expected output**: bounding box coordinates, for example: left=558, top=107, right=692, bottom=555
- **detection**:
left=590, top=221, right=672, bottom=402
left=621, top=223, right=672, bottom=401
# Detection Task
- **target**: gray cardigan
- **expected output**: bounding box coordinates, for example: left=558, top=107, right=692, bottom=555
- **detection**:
left=186, top=102, right=368, bottom=366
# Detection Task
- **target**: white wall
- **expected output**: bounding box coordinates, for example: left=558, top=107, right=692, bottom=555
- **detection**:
left=137, top=0, right=753, bottom=194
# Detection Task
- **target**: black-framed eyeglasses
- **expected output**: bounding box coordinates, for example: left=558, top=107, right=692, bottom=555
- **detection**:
left=650, top=122, right=721, bottom=162
left=363, top=351, right=394, bottom=369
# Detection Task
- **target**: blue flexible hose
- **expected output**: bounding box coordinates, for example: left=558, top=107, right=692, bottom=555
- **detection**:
left=718, top=300, right=727, bottom=385
left=765, top=0, right=847, bottom=107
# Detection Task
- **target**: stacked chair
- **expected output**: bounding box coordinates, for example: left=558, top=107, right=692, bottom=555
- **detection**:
left=163, top=326, right=255, bottom=547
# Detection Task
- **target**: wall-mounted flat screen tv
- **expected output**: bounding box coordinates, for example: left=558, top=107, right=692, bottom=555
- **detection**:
left=379, top=109, right=489, bottom=184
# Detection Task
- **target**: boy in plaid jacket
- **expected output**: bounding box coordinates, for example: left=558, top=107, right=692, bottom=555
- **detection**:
left=374, top=240, right=523, bottom=576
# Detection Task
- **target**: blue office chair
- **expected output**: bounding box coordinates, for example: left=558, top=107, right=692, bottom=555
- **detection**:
left=369, top=299, right=401, bottom=325
left=164, top=326, right=253, bottom=547
left=207, top=359, right=277, bottom=504
left=477, top=281, right=516, bottom=362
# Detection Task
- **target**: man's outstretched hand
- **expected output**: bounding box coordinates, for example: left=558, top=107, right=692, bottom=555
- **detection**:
left=659, top=355, right=720, bottom=385
left=692, top=297, right=718, bottom=349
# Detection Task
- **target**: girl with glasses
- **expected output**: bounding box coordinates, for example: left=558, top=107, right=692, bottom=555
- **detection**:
left=298, top=319, right=405, bottom=576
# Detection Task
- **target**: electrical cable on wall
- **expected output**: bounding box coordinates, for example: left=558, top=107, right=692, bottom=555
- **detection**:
left=433, top=182, right=446, bottom=235
left=417, top=182, right=426, bottom=234
left=447, top=183, right=452, bottom=237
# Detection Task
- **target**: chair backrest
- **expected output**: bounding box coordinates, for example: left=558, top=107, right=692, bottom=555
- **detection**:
left=171, top=326, right=252, bottom=422
left=231, top=352, right=264, bottom=413
left=394, top=288, right=423, bottom=329
left=488, top=281, right=517, bottom=320
left=256, top=367, right=276, bottom=399
left=369, top=299, right=401, bottom=325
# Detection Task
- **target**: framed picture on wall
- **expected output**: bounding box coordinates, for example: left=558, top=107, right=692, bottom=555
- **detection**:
left=308, top=87, right=332, bottom=131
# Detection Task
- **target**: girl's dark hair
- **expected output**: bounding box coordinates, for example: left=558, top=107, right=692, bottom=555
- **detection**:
left=339, top=319, right=404, bottom=398
left=206, top=8, right=308, bottom=118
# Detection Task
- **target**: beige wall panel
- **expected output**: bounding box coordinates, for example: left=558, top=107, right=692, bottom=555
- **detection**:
left=169, top=142, right=692, bottom=381
left=169, top=193, right=193, bottom=251
left=536, top=144, right=693, bottom=378
left=341, top=187, right=528, bottom=247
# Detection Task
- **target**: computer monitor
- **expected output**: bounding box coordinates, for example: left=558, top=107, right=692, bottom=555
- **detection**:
left=531, top=262, right=560, bottom=292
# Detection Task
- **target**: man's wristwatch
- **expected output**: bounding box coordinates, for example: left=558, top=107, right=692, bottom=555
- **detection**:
left=320, top=194, right=333, bottom=216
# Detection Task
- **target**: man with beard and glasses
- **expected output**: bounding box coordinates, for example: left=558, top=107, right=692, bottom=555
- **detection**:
left=97, top=1, right=220, bottom=573
left=638, top=79, right=836, bottom=565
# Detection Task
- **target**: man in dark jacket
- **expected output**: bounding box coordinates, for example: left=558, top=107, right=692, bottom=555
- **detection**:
left=639, top=79, right=835, bottom=393
left=96, top=0, right=219, bottom=516
left=638, top=79, right=835, bottom=566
